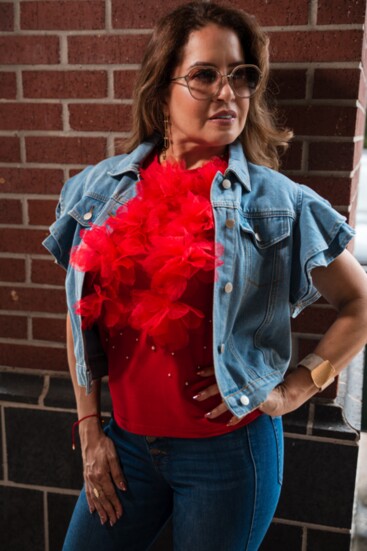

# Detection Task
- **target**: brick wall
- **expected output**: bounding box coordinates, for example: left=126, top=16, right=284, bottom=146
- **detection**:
left=0, top=0, right=366, bottom=384
left=0, top=1, right=366, bottom=550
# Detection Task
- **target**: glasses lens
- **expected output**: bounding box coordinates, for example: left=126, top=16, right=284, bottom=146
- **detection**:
left=187, top=67, right=220, bottom=99
left=231, top=65, right=261, bottom=97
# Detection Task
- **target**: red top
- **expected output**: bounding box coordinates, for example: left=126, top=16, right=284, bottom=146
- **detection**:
left=76, top=155, right=261, bottom=437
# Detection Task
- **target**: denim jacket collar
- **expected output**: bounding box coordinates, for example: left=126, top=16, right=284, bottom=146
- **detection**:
left=107, top=134, right=251, bottom=191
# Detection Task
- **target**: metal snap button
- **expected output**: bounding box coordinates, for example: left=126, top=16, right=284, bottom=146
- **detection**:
left=240, top=395, right=250, bottom=406
left=83, top=208, right=94, bottom=221
left=225, top=219, right=235, bottom=229
left=222, top=179, right=231, bottom=189
left=224, top=282, right=233, bottom=293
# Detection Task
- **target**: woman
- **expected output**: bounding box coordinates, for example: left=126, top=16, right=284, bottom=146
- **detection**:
left=43, top=2, right=367, bottom=550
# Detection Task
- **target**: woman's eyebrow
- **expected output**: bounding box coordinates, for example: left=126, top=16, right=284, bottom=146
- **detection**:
left=187, top=60, right=245, bottom=69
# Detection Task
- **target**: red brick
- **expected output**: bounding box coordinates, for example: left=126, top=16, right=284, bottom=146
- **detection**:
left=112, top=0, right=191, bottom=28
left=0, top=258, right=26, bottom=283
left=23, top=70, right=108, bottom=99
left=297, top=176, right=353, bottom=206
left=358, top=75, right=367, bottom=109
left=68, top=35, right=150, bottom=64
left=0, top=315, right=27, bottom=339
left=269, top=30, right=363, bottom=63
left=28, top=199, right=58, bottom=226
left=0, top=36, right=59, bottom=64
left=31, top=259, right=66, bottom=286
left=283, top=105, right=358, bottom=138
left=0, top=199, right=22, bottom=224
left=0, top=3, right=14, bottom=31
left=0, top=103, right=62, bottom=131
left=21, top=0, right=105, bottom=30
left=0, top=168, right=63, bottom=194
left=280, top=141, right=302, bottom=171
left=0, top=137, right=21, bottom=162
left=113, top=0, right=308, bottom=28
left=32, top=317, right=66, bottom=342
left=0, top=72, right=16, bottom=99
left=317, top=0, right=366, bottom=25
left=0, top=286, right=66, bottom=313
left=25, top=137, right=106, bottom=165
left=0, top=342, right=67, bottom=371
left=355, top=108, right=366, bottom=137
left=69, top=103, right=132, bottom=132
left=313, top=68, right=361, bottom=100
left=291, top=306, right=338, bottom=334
left=308, top=142, right=356, bottom=171
left=69, top=168, right=86, bottom=177
left=114, top=70, right=138, bottom=99
left=268, top=69, right=307, bottom=100
left=0, top=228, right=49, bottom=255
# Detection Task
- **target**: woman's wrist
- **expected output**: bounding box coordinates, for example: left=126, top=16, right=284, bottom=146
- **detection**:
left=284, top=366, right=320, bottom=403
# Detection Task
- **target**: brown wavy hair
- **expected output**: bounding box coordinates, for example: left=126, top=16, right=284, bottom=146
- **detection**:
left=121, top=2, right=292, bottom=170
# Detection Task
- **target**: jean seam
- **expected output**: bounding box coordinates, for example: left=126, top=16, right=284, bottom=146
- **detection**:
left=270, top=416, right=283, bottom=485
left=244, top=423, right=257, bottom=551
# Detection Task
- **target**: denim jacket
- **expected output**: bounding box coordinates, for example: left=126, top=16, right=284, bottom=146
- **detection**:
left=43, top=136, right=354, bottom=418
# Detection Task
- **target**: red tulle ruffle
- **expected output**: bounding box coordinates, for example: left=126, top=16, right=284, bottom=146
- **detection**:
left=70, top=154, right=227, bottom=350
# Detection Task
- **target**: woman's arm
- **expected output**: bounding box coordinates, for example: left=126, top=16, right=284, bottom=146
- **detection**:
left=194, top=249, right=367, bottom=421
left=67, top=313, right=126, bottom=526
left=255, top=249, right=367, bottom=417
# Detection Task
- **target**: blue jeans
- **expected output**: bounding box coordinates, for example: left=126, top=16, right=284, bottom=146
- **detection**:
left=63, top=414, right=283, bottom=551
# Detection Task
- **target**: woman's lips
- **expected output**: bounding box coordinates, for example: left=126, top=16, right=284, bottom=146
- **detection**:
left=209, top=110, right=237, bottom=120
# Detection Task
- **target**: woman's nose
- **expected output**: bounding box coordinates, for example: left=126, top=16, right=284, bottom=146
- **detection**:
left=215, top=75, right=236, bottom=101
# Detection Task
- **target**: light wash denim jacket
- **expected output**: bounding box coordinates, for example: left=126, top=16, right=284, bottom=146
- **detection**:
left=43, top=136, right=354, bottom=418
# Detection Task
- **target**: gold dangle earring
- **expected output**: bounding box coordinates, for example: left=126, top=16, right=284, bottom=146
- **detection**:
left=162, top=116, right=170, bottom=160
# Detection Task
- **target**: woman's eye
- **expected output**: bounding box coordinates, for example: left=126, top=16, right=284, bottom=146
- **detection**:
left=191, top=69, right=217, bottom=84
left=233, top=69, right=248, bottom=82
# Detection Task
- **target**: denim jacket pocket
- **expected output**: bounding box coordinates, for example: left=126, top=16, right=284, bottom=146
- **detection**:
left=237, top=213, right=293, bottom=362
left=238, top=212, right=291, bottom=249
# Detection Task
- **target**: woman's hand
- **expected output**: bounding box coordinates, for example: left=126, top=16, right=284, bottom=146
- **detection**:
left=193, top=367, right=243, bottom=427
left=79, top=418, right=127, bottom=526
left=195, top=365, right=319, bottom=423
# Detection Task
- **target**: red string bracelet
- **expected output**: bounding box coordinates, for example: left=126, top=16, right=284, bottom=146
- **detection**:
left=72, top=413, right=101, bottom=450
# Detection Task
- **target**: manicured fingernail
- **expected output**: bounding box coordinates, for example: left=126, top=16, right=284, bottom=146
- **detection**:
left=204, top=411, right=212, bottom=418
left=119, top=481, right=127, bottom=491
left=110, top=520, right=115, bottom=527
left=193, top=394, right=201, bottom=400
left=197, top=370, right=204, bottom=375
left=100, top=517, right=105, bottom=525
left=89, top=508, right=94, bottom=514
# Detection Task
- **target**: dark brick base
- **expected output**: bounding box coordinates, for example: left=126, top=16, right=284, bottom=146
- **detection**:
left=0, top=370, right=360, bottom=550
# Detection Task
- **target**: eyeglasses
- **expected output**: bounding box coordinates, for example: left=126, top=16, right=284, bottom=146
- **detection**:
left=170, top=64, right=262, bottom=100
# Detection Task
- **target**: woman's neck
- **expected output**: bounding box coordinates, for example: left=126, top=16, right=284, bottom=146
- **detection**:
left=161, top=144, right=228, bottom=170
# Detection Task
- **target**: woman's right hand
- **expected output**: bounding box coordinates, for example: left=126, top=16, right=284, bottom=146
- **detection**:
left=79, top=418, right=127, bottom=526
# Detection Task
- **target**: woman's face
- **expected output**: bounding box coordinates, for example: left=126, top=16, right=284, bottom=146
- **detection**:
left=164, top=24, right=250, bottom=161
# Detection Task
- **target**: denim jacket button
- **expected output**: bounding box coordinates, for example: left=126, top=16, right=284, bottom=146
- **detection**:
left=240, top=395, right=250, bottom=406
left=219, top=343, right=225, bottom=353
left=222, top=179, right=231, bottom=189
left=224, top=282, right=233, bottom=293
left=225, top=218, right=235, bottom=228
left=83, top=211, right=93, bottom=221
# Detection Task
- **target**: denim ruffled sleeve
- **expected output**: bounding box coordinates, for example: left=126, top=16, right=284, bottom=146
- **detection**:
left=42, top=166, right=93, bottom=270
left=290, top=184, right=355, bottom=317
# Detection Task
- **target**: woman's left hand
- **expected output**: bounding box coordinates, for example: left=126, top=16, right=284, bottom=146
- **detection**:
left=195, top=365, right=319, bottom=424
